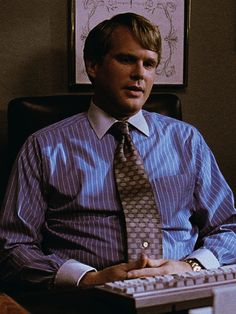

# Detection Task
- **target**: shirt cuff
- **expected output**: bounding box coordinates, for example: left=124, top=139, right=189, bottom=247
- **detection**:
left=185, top=248, right=220, bottom=269
left=54, top=259, right=96, bottom=288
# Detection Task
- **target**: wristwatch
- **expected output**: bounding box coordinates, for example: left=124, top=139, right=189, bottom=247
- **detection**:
left=185, top=259, right=203, bottom=272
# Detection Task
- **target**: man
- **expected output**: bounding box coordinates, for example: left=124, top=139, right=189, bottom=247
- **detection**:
left=0, top=13, right=235, bottom=290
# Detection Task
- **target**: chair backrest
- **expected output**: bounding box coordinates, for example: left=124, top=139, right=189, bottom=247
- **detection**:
left=7, top=93, right=182, bottom=168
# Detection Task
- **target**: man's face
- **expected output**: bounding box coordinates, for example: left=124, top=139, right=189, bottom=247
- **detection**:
left=87, top=26, right=158, bottom=120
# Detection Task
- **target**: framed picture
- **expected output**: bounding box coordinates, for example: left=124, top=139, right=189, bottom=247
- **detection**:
left=68, top=0, right=190, bottom=92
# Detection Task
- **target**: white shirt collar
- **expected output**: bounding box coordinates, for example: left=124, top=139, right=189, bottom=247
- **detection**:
left=87, top=102, right=149, bottom=139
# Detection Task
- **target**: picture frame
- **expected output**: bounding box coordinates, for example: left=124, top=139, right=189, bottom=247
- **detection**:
left=68, top=0, right=190, bottom=92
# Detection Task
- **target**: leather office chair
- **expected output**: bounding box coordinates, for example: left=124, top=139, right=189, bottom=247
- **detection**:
left=7, top=93, right=182, bottom=169
left=1, top=93, right=181, bottom=204
left=3, top=93, right=182, bottom=200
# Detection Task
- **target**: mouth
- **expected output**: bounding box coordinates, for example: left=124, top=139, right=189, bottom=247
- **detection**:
left=125, top=85, right=144, bottom=96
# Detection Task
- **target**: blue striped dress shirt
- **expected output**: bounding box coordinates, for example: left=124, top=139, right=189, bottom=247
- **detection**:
left=0, top=103, right=235, bottom=288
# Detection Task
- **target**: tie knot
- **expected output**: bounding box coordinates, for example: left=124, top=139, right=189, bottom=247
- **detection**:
left=111, top=121, right=130, bottom=140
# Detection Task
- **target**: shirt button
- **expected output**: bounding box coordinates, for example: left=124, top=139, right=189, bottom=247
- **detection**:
left=142, top=241, right=149, bottom=248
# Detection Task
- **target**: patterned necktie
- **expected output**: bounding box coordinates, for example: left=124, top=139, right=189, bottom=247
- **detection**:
left=112, top=121, right=163, bottom=261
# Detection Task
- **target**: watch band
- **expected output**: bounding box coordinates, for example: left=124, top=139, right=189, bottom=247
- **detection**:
left=185, top=259, right=203, bottom=272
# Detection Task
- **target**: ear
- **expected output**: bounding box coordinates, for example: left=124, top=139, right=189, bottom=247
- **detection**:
left=85, top=59, right=98, bottom=80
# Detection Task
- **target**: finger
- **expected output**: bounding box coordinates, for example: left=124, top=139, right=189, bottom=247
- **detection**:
left=126, top=253, right=148, bottom=271
left=138, top=253, right=149, bottom=268
left=146, top=258, right=167, bottom=268
left=127, top=267, right=165, bottom=279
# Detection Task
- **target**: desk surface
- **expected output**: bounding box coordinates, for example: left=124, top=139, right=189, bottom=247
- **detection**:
left=8, top=287, right=211, bottom=314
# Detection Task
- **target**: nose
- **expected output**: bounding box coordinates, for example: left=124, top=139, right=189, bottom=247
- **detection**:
left=130, top=62, right=145, bottom=81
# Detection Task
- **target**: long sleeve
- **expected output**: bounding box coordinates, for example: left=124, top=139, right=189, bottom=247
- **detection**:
left=190, top=132, right=236, bottom=266
left=1, top=109, right=235, bottom=288
left=0, top=136, right=66, bottom=287
left=0, top=111, right=125, bottom=287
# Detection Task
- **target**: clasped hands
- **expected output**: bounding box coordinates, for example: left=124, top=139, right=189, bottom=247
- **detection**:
left=80, top=254, right=192, bottom=288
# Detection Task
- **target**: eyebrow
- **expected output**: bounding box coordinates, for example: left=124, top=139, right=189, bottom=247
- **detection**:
left=114, top=52, right=158, bottom=64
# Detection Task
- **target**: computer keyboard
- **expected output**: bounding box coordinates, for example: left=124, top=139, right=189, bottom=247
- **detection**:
left=96, top=265, right=236, bottom=313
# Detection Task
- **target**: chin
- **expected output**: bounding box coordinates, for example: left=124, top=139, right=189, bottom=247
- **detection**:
left=126, top=95, right=146, bottom=106
left=119, top=102, right=144, bottom=116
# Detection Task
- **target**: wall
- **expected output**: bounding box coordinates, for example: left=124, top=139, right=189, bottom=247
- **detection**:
left=0, top=0, right=235, bottom=201
left=0, top=0, right=68, bottom=201
left=180, top=0, right=236, bottom=194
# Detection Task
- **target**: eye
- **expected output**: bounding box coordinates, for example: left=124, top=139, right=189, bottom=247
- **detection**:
left=116, top=54, right=136, bottom=64
left=144, top=60, right=157, bottom=69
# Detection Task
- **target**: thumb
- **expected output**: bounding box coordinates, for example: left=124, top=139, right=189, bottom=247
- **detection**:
left=126, top=253, right=148, bottom=271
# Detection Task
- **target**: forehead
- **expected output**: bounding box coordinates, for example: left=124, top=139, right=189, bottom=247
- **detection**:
left=110, top=26, right=144, bottom=49
left=109, top=26, right=158, bottom=60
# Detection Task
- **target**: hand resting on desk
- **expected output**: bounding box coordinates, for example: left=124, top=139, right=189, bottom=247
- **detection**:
left=79, top=254, right=192, bottom=288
